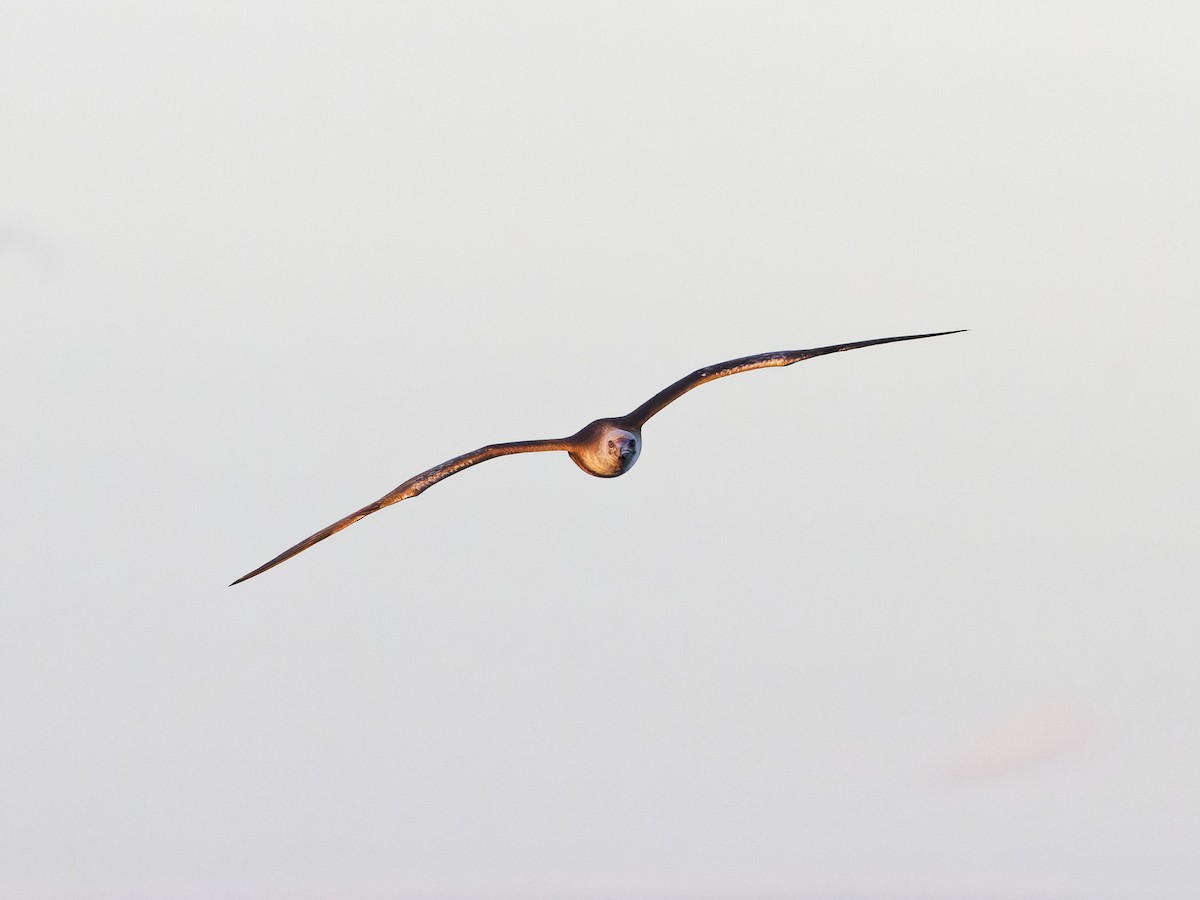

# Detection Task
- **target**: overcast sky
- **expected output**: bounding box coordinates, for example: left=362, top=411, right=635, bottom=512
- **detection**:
left=2, top=3, right=1198, bottom=898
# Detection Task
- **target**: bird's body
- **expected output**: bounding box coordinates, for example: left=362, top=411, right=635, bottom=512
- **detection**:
left=567, top=419, right=640, bottom=478
left=232, top=329, right=963, bottom=584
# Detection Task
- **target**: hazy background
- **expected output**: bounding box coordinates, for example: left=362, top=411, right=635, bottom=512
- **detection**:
left=2, top=3, right=1197, bottom=898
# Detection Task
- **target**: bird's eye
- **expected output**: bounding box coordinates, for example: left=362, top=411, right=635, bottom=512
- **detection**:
left=607, top=440, right=615, bottom=449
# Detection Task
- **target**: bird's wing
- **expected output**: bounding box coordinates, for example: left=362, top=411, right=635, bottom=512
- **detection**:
left=621, top=330, right=965, bottom=428
left=231, top=438, right=569, bottom=585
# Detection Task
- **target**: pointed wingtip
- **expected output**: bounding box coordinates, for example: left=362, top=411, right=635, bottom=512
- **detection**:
left=913, top=329, right=968, bottom=340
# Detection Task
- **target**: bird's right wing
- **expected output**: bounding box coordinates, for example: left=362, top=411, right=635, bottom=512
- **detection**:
left=231, top=438, right=569, bottom=585
left=622, top=330, right=965, bottom=428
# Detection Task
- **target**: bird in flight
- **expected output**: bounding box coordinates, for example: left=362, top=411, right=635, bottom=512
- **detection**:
left=232, top=329, right=963, bottom=584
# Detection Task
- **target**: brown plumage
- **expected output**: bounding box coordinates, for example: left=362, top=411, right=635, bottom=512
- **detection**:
left=232, top=329, right=963, bottom=584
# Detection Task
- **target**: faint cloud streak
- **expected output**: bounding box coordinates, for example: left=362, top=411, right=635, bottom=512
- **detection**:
left=938, top=702, right=1099, bottom=784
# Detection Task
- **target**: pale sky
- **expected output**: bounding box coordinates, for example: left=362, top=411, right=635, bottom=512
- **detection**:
left=2, top=3, right=1198, bottom=898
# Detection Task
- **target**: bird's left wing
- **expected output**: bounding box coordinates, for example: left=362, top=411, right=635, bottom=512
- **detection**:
left=621, top=330, right=965, bottom=428
left=231, top=438, right=568, bottom=585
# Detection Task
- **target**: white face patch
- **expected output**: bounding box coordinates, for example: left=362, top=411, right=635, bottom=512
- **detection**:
left=603, top=426, right=640, bottom=472
left=613, top=428, right=639, bottom=463
left=573, top=424, right=642, bottom=477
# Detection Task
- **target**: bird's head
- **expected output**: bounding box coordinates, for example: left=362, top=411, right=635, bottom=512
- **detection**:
left=568, top=420, right=641, bottom=478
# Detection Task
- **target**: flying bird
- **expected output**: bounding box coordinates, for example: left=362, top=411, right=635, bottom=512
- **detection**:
left=232, top=329, right=963, bottom=584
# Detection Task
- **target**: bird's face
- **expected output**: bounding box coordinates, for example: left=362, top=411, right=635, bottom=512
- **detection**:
left=606, top=428, right=640, bottom=471
left=569, top=421, right=641, bottom=478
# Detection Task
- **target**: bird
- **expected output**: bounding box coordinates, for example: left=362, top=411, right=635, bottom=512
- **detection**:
left=232, top=329, right=963, bottom=584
